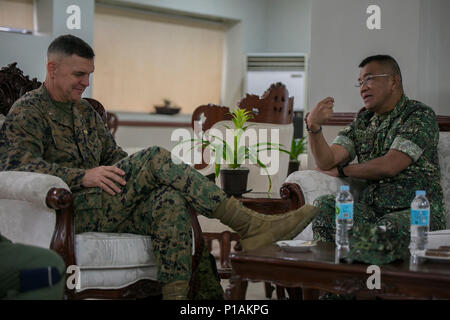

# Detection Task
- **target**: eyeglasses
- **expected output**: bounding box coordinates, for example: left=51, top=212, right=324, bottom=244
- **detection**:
left=355, top=74, right=391, bottom=87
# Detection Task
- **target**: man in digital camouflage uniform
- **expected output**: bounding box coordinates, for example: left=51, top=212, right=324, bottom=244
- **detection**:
left=0, top=35, right=318, bottom=299
left=305, top=55, right=445, bottom=265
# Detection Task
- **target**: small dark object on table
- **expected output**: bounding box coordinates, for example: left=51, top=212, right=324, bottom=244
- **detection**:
left=154, top=99, right=181, bottom=115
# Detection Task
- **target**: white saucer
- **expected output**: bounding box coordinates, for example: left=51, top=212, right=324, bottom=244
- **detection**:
left=416, top=250, right=450, bottom=261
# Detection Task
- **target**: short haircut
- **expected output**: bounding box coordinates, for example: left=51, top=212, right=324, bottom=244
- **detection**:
left=359, top=55, right=402, bottom=81
left=47, top=34, right=95, bottom=59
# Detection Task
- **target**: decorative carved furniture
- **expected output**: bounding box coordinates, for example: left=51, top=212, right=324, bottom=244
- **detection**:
left=0, top=63, right=204, bottom=299
left=84, top=97, right=119, bottom=137
left=192, top=82, right=294, bottom=170
left=228, top=242, right=450, bottom=300
left=0, top=63, right=41, bottom=116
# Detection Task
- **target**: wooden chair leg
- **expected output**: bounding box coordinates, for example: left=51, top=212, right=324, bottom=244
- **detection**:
left=264, top=282, right=275, bottom=299
left=226, top=276, right=248, bottom=300
left=206, top=239, right=213, bottom=252
left=286, top=287, right=303, bottom=299
left=219, top=231, right=232, bottom=269
left=276, top=285, right=286, bottom=299
left=302, top=287, right=320, bottom=300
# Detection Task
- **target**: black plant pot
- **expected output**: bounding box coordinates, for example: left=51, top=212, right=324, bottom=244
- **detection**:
left=287, top=160, right=300, bottom=176
left=220, top=167, right=250, bottom=197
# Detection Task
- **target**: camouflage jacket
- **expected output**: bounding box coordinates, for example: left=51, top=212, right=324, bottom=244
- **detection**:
left=333, top=95, right=445, bottom=227
left=0, top=85, right=127, bottom=192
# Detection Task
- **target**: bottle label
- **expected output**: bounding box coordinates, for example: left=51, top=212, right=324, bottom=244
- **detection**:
left=336, top=203, right=353, bottom=220
left=411, top=209, right=429, bottom=226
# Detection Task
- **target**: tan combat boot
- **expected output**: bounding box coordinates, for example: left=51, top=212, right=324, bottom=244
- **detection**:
left=162, top=280, right=189, bottom=300
left=213, top=197, right=318, bottom=251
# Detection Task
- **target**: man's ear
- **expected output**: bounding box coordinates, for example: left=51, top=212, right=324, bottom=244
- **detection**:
left=47, top=60, right=58, bottom=78
left=392, top=74, right=402, bottom=90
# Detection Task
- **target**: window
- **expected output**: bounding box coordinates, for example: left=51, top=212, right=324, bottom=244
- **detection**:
left=0, top=0, right=33, bottom=32
left=93, top=5, right=225, bottom=114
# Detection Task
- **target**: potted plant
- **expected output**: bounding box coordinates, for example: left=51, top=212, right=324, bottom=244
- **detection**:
left=181, top=108, right=287, bottom=196
left=287, top=136, right=307, bottom=176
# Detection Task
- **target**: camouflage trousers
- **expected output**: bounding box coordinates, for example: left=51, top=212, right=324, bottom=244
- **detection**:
left=74, top=146, right=227, bottom=288
left=312, top=194, right=413, bottom=265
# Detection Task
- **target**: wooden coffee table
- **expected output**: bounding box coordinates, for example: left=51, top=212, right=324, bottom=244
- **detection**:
left=227, top=243, right=450, bottom=300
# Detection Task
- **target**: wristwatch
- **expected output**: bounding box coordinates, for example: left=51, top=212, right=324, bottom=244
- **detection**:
left=304, top=113, right=322, bottom=134
left=337, top=163, right=348, bottom=178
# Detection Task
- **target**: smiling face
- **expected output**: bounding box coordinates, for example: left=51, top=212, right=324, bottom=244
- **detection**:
left=46, top=54, right=94, bottom=102
left=359, top=61, right=402, bottom=115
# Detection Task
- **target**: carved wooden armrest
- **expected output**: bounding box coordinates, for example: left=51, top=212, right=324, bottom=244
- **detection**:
left=46, top=188, right=76, bottom=267
left=280, top=182, right=306, bottom=210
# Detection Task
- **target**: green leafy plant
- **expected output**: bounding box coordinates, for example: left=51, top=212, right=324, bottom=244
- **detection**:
left=289, top=137, right=307, bottom=162
left=180, top=108, right=288, bottom=192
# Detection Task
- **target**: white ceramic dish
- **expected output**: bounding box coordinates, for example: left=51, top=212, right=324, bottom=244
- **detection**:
left=416, top=250, right=450, bottom=261
left=276, top=240, right=317, bottom=252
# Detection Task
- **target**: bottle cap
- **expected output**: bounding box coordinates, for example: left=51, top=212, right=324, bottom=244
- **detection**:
left=416, top=190, right=426, bottom=196
left=340, top=185, right=349, bottom=191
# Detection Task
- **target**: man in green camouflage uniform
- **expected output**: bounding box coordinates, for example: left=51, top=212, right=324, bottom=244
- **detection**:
left=0, top=35, right=317, bottom=299
left=305, top=55, right=445, bottom=265
left=0, top=233, right=65, bottom=299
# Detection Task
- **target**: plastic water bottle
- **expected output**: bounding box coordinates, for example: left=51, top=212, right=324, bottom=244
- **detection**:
left=409, top=190, right=430, bottom=259
left=335, top=185, right=354, bottom=250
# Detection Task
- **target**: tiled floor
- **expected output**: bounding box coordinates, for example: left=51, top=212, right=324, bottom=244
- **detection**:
left=220, top=279, right=275, bottom=300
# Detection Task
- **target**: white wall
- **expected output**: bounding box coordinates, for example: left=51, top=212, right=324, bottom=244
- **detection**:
left=265, top=0, right=311, bottom=54
left=418, top=0, right=450, bottom=115
left=306, top=0, right=450, bottom=169
left=222, top=21, right=245, bottom=107
left=308, top=0, right=421, bottom=113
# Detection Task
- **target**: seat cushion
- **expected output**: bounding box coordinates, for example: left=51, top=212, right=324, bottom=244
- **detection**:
left=74, top=232, right=158, bottom=291
left=76, top=266, right=158, bottom=291
left=75, top=232, right=156, bottom=269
